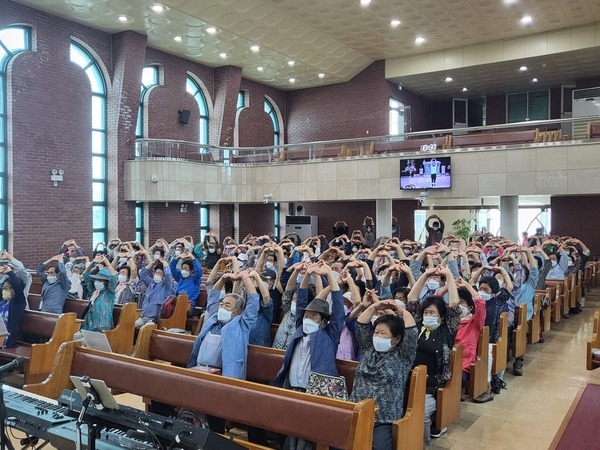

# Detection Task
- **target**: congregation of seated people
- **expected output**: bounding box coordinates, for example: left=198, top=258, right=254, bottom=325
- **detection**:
left=0, top=217, right=592, bottom=449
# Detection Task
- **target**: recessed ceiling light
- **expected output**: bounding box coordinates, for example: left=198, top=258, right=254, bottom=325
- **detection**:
left=318, top=73, right=326, bottom=79
left=415, top=36, right=426, bottom=45
left=206, top=27, right=217, bottom=34
left=257, top=66, right=264, bottom=72
left=151, top=3, right=166, bottom=13
left=390, top=19, right=401, bottom=27
left=503, top=0, right=518, bottom=4
left=219, top=52, right=227, bottom=59
left=445, top=76, right=453, bottom=82
left=462, top=87, right=468, bottom=92
left=174, top=36, right=182, bottom=42
left=519, top=65, right=528, bottom=71
left=360, top=0, right=371, bottom=6
left=250, top=45, right=260, bottom=52
left=532, top=77, right=538, bottom=83
left=520, top=15, right=533, bottom=25
left=288, top=60, right=295, bottom=67
left=289, top=78, right=296, bottom=83
left=118, top=15, right=130, bottom=23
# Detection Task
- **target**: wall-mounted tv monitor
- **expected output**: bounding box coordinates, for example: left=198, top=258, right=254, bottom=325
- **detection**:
left=400, top=156, right=451, bottom=190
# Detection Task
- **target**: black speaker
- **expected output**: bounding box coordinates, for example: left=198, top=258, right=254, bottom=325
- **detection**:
left=178, top=109, right=191, bottom=124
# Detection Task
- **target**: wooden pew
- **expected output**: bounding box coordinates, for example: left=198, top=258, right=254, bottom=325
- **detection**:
left=545, top=283, right=562, bottom=323
left=64, top=298, right=140, bottom=354
left=536, top=288, right=553, bottom=334
left=513, top=305, right=527, bottom=360
left=587, top=311, right=600, bottom=371
left=25, top=343, right=376, bottom=450
left=587, top=121, right=600, bottom=139
left=469, top=326, right=489, bottom=400
left=567, top=274, right=577, bottom=309
left=158, top=293, right=190, bottom=330
left=0, top=311, right=81, bottom=384
left=132, top=325, right=430, bottom=448
left=436, top=345, right=463, bottom=430
left=492, top=313, right=508, bottom=375
left=528, top=296, right=541, bottom=344
left=393, top=365, right=427, bottom=450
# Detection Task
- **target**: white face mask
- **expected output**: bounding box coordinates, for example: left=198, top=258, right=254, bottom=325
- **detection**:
left=344, top=305, right=351, bottom=315
left=497, top=280, right=504, bottom=289
left=551, top=260, right=558, bottom=267
left=94, top=280, right=105, bottom=291
left=459, top=305, right=470, bottom=317
left=373, top=336, right=393, bottom=352
left=47, top=275, right=58, bottom=284
left=423, top=315, right=441, bottom=330
left=290, top=302, right=297, bottom=316
left=175, top=250, right=182, bottom=257
left=153, top=275, right=163, bottom=284
left=217, top=307, right=233, bottom=323
left=567, top=259, right=574, bottom=267
left=208, top=247, right=216, bottom=254
left=119, top=258, right=127, bottom=266
left=302, top=318, right=320, bottom=334
left=180, top=270, right=190, bottom=279
left=479, top=292, right=492, bottom=301
left=117, top=274, right=128, bottom=284
left=265, top=262, right=276, bottom=271
left=371, top=315, right=378, bottom=325
left=153, top=254, right=161, bottom=261
left=426, top=280, right=440, bottom=291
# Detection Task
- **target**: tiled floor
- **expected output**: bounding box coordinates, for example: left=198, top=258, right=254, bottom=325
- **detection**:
left=430, top=290, right=600, bottom=450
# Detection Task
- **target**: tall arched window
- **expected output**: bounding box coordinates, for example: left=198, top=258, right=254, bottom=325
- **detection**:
left=70, top=40, right=108, bottom=247
left=185, top=76, right=209, bottom=145
left=264, top=98, right=281, bottom=146
left=136, top=65, right=159, bottom=140
left=0, top=26, right=31, bottom=249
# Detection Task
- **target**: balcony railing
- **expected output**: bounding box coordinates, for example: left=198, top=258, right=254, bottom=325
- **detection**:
left=134, top=116, right=600, bottom=165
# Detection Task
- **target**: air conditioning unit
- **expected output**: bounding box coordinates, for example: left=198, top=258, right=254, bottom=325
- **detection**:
left=285, top=215, right=318, bottom=241
left=572, top=87, right=600, bottom=139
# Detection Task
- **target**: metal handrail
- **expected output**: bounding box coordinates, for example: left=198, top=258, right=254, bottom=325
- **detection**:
left=133, top=115, right=600, bottom=164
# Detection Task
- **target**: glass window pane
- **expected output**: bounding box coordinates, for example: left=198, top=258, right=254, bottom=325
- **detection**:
left=0, top=234, right=5, bottom=251
left=91, top=96, right=106, bottom=129
left=0, top=46, right=7, bottom=67
left=136, top=231, right=143, bottom=244
left=0, top=145, right=5, bottom=172
left=0, top=75, right=4, bottom=111
left=0, top=28, right=27, bottom=52
left=92, top=157, right=105, bottom=179
left=85, top=66, right=104, bottom=94
left=70, top=44, right=89, bottom=69
left=93, top=231, right=106, bottom=247
left=93, top=206, right=106, bottom=229
left=92, top=131, right=105, bottom=154
left=200, top=119, right=208, bottom=145
left=142, top=66, right=158, bottom=88
left=136, top=105, right=143, bottom=138
left=135, top=204, right=143, bottom=227
left=92, top=182, right=105, bottom=202
left=200, top=206, right=208, bottom=226
left=528, top=90, right=549, bottom=121
left=0, top=204, right=6, bottom=230
left=0, top=117, right=4, bottom=142
left=507, top=93, right=527, bottom=123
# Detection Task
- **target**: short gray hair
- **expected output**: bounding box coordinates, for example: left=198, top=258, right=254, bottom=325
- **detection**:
left=226, top=293, right=245, bottom=311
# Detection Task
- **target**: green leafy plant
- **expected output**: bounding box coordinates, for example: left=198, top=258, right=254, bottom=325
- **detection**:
left=452, top=218, right=472, bottom=243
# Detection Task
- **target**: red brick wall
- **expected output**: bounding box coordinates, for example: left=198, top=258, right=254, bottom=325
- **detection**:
left=147, top=203, right=200, bottom=244
left=551, top=196, right=599, bottom=257
left=238, top=204, right=276, bottom=237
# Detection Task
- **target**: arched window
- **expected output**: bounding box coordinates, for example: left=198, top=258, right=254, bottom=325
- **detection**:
left=264, top=98, right=281, bottom=146
left=136, top=65, right=159, bottom=140
left=186, top=76, right=209, bottom=145
left=70, top=40, right=108, bottom=247
left=0, top=26, right=31, bottom=249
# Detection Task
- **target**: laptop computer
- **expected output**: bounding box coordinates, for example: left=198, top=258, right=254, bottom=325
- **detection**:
left=81, top=330, right=112, bottom=353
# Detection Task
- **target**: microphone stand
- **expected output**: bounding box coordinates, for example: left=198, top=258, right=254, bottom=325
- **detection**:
left=75, top=394, right=93, bottom=450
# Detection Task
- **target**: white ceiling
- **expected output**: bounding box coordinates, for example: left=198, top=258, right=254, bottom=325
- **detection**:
left=12, top=0, right=600, bottom=99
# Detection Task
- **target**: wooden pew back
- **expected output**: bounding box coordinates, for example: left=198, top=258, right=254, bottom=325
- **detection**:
left=158, top=294, right=190, bottom=330
left=587, top=310, right=600, bottom=371
left=393, top=365, right=427, bottom=450
left=26, top=343, right=375, bottom=450
left=513, top=305, right=527, bottom=358
left=436, top=345, right=463, bottom=430
left=492, top=312, right=508, bottom=375
left=469, top=326, right=489, bottom=399
left=528, top=296, right=541, bottom=344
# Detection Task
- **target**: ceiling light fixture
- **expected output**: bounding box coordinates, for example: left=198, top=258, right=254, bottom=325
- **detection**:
left=174, top=36, right=182, bottom=42
left=415, top=36, right=426, bottom=45
left=318, top=73, right=326, bottom=79
left=532, top=77, right=538, bottom=83
left=257, top=66, right=264, bottom=72
left=289, top=78, right=296, bottom=83
left=360, top=0, right=371, bottom=6
left=151, top=3, right=166, bottom=13
left=462, top=87, right=468, bottom=92
left=520, top=15, right=533, bottom=25
left=118, top=15, right=130, bottom=23
left=288, top=60, right=295, bottom=67
left=250, top=45, right=260, bottom=52
left=445, top=76, right=453, bottom=82
left=219, top=53, right=227, bottom=59
left=206, top=27, right=217, bottom=34
left=519, top=65, right=528, bottom=71
left=390, top=19, right=401, bottom=27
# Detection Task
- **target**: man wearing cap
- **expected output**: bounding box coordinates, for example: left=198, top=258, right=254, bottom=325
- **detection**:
left=81, top=255, right=117, bottom=331
left=272, top=262, right=344, bottom=390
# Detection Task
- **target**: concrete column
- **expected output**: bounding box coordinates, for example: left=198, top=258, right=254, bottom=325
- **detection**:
left=376, top=199, right=393, bottom=238
left=500, top=196, right=519, bottom=242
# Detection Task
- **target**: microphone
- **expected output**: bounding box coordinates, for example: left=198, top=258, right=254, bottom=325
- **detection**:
left=0, top=357, right=25, bottom=375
